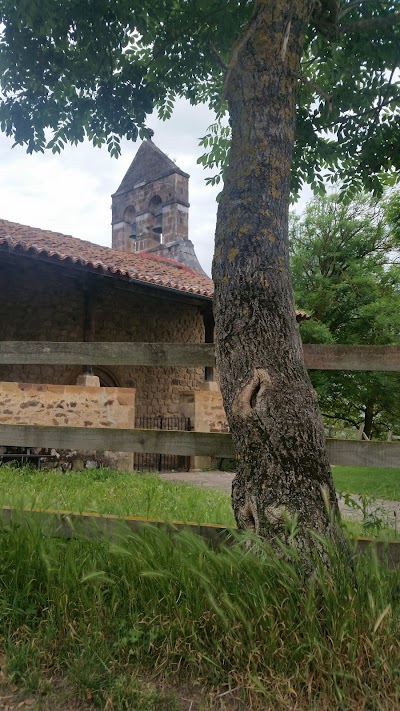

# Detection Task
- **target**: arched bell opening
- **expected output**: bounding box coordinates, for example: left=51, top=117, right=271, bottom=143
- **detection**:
left=123, top=205, right=137, bottom=242
left=148, top=195, right=163, bottom=243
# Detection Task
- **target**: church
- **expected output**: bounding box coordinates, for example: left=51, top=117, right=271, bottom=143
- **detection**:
left=0, top=139, right=307, bottom=470
left=111, top=137, right=207, bottom=276
left=0, top=140, right=228, bottom=470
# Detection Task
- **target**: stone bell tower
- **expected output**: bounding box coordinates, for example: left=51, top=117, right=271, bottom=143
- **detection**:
left=111, top=138, right=207, bottom=276
left=112, top=138, right=189, bottom=252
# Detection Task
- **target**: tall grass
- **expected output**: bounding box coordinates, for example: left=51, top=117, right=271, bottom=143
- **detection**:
left=1, top=466, right=399, bottom=540
left=0, top=466, right=235, bottom=525
left=0, top=513, right=399, bottom=709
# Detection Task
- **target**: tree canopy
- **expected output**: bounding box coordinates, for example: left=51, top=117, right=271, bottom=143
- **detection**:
left=1, top=1, right=400, bottom=195
left=291, top=191, right=400, bottom=438
left=2, top=0, right=400, bottom=555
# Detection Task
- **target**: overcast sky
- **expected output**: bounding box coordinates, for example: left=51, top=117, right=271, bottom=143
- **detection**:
left=0, top=98, right=311, bottom=276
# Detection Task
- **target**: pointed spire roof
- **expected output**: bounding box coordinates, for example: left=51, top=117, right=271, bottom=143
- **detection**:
left=113, top=140, right=189, bottom=196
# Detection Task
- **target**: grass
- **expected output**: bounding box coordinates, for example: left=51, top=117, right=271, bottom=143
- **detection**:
left=0, top=516, right=399, bottom=710
left=0, top=465, right=235, bottom=526
left=1, top=465, right=400, bottom=541
left=0, top=466, right=400, bottom=707
left=333, top=466, right=400, bottom=501
left=0, top=465, right=399, bottom=517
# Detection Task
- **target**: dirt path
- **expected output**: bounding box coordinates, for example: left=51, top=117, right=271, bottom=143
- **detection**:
left=159, top=471, right=400, bottom=528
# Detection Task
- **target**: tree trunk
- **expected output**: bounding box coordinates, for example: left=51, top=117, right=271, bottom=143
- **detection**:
left=363, top=402, right=375, bottom=440
left=212, top=0, right=346, bottom=560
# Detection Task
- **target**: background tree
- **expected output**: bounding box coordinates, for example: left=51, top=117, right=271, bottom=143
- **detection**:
left=1, top=0, right=400, bottom=558
left=291, top=192, right=400, bottom=439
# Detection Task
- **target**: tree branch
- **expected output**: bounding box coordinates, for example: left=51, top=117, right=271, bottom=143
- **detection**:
left=294, top=71, right=333, bottom=107
left=209, top=41, right=228, bottom=71
left=312, top=0, right=340, bottom=39
left=318, top=96, right=399, bottom=132
left=314, top=2, right=400, bottom=38
left=338, top=0, right=392, bottom=21
left=362, top=58, right=399, bottom=145
left=341, top=13, right=400, bottom=33
left=321, top=412, right=361, bottom=429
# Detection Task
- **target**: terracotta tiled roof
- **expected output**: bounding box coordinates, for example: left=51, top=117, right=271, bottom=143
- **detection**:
left=0, top=218, right=310, bottom=319
left=0, top=219, right=213, bottom=298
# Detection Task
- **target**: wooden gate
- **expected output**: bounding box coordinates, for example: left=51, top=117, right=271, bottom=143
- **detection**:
left=134, top=415, right=191, bottom=472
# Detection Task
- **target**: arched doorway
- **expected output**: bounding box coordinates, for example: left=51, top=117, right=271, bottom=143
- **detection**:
left=93, top=367, right=120, bottom=388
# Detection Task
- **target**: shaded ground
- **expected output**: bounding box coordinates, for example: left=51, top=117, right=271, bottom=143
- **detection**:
left=159, top=471, right=400, bottom=527
left=0, top=677, right=235, bottom=711
left=0, top=681, right=93, bottom=711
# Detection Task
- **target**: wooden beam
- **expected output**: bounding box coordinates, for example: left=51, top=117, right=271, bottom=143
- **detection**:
left=203, top=309, right=215, bottom=382
left=0, top=424, right=235, bottom=457
left=1, top=342, right=400, bottom=371
left=0, top=424, right=399, bottom=467
left=0, top=507, right=234, bottom=547
left=0, top=342, right=216, bottom=367
left=303, top=344, right=400, bottom=372
left=1, top=506, right=400, bottom=567
left=82, top=281, right=97, bottom=375
left=83, top=285, right=96, bottom=344
left=326, top=439, right=400, bottom=468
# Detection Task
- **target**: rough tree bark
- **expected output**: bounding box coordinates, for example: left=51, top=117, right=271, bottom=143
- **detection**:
left=212, top=0, right=346, bottom=559
left=363, top=401, right=375, bottom=440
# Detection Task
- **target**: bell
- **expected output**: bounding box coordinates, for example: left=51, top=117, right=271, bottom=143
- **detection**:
left=129, top=224, right=137, bottom=239
left=153, top=213, right=163, bottom=235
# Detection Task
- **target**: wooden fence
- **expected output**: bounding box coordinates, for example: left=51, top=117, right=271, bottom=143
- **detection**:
left=1, top=505, right=400, bottom=567
left=1, top=341, right=400, bottom=370
left=0, top=341, right=400, bottom=468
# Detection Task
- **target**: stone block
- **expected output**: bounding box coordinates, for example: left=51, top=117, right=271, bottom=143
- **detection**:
left=0, top=381, right=135, bottom=430
left=76, top=374, right=101, bottom=387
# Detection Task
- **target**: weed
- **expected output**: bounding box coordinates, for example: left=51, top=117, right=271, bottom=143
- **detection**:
left=0, top=516, right=399, bottom=709
left=340, top=492, right=388, bottom=531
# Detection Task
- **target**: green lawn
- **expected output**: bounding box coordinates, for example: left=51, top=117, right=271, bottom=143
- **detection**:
left=0, top=466, right=399, bottom=524
left=0, top=464, right=400, bottom=540
left=333, top=466, right=400, bottom=500
left=0, top=466, right=236, bottom=525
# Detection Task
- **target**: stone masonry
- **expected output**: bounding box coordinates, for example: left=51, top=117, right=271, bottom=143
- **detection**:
left=0, top=382, right=135, bottom=429
left=0, top=254, right=205, bottom=420
left=112, top=140, right=189, bottom=254
left=180, top=384, right=229, bottom=470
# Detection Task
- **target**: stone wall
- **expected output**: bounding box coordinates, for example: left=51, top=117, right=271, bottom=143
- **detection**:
left=0, top=382, right=135, bottom=429
left=180, top=384, right=229, bottom=470
left=0, top=254, right=205, bottom=419
left=0, top=381, right=136, bottom=470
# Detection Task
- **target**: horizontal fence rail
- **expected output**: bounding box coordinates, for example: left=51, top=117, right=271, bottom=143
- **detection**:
left=1, top=506, right=400, bottom=567
left=1, top=342, right=400, bottom=371
left=0, top=424, right=235, bottom=458
left=303, top=344, right=400, bottom=372
left=0, top=342, right=215, bottom=367
left=0, top=424, right=399, bottom=468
